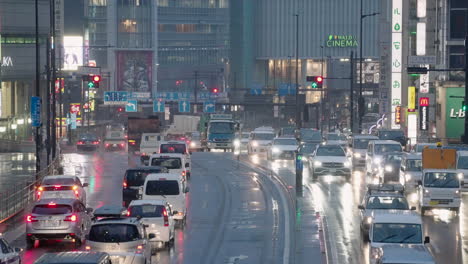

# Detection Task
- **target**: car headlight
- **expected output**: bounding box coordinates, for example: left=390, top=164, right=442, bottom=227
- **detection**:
left=365, top=216, right=373, bottom=224
left=458, top=173, right=464, bottom=180
left=373, top=157, right=381, bottom=165
left=405, top=173, right=412, bottom=181
left=423, top=189, right=430, bottom=197
left=233, top=139, right=240, bottom=147
left=272, top=147, right=280, bottom=153
left=353, top=152, right=361, bottom=158
left=314, top=161, right=322, bottom=167
left=301, top=156, right=308, bottom=162
left=385, top=165, right=393, bottom=172
left=344, top=161, right=351, bottom=167
left=190, top=142, right=196, bottom=147
left=251, top=141, right=258, bottom=147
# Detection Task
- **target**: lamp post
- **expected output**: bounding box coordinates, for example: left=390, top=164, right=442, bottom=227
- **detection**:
left=320, top=45, right=324, bottom=131
left=358, top=0, right=379, bottom=132
left=294, top=13, right=300, bottom=130
left=34, top=0, right=41, bottom=175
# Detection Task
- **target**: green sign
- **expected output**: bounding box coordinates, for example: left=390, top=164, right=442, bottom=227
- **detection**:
left=445, top=87, right=465, bottom=139
left=326, top=35, right=358, bottom=48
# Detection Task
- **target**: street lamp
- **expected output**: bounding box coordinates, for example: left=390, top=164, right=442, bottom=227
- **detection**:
left=358, top=0, right=379, bottom=132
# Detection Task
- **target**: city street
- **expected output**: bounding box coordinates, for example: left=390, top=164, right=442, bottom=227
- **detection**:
left=1, top=150, right=299, bottom=264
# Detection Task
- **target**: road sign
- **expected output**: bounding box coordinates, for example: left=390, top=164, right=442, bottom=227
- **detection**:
left=70, top=113, right=77, bottom=129
left=104, top=91, right=128, bottom=105
left=179, top=101, right=191, bottom=113
left=30, top=96, right=41, bottom=127
left=279, top=83, right=295, bottom=96
left=203, top=101, right=215, bottom=113
left=250, top=84, right=263, bottom=95
left=408, top=56, right=436, bottom=65
left=126, top=100, right=138, bottom=112
left=77, top=66, right=101, bottom=75
left=129, top=92, right=151, bottom=99
left=198, top=92, right=210, bottom=100
left=153, top=100, right=165, bottom=113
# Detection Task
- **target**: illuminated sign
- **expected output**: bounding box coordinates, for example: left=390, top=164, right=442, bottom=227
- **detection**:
left=326, top=35, right=358, bottom=48
left=63, top=36, right=83, bottom=71
left=419, top=97, right=429, bottom=107
left=416, top=23, right=426, bottom=56
left=395, top=106, right=401, bottom=124
left=408, top=86, right=416, bottom=111
left=1, top=57, right=13, bottom=67
left=420, top=105, right=428, bottom=130
left=70, top=103, right=81, bottom=115
left=391, top=0, right=403, bottom=128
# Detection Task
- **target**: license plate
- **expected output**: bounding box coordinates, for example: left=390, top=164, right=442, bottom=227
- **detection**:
left=44, top=220, right=59, bottom=227
left=429, top=200, right=439, bottom=206
left=284, top=154, right=291, bottom=158
left=113, top=144, right=117, bottom=147
left=329, top=169, right=336, bottom=173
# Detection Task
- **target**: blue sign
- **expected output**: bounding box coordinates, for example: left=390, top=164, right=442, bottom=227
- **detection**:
left=279, top=83, right=296, bottom=96
left=153, top=100, right=165, bottom=113
left=198, top=92, right=210, bottom=100
left=126, top=100, right=138, bottom=112
left=180, top=92, right=191, bottom=99
left=250, top=84, right=263, bottom=95
left=70, top=113, right=77, bottom=130
left=104, top=91, right=128, bottom=102
left=178, top=101, right=191, bottom=113
left=31, top=96, right=41, bottom=127
left=203, top=101, right=215, bottom=113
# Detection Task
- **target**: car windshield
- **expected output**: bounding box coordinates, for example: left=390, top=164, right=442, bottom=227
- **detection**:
left=378, top=131, right=405, bottom=140
left=316, top=146, right=345, bottom=156
left=273, top=139, right=297, bottom=145
left=42, top=178, right=75, bottom=186
left=299, top=144, right=317, bottom=154
left=375, top=144, right=402, bottom=154
left=150, top=157, right=182, bottom=169
left=146, top=180, right=180, bottom=195
left=89, top=224, right=141, bottom=243
left=252, top=133, right=274, bottom=140
left=125, top=169, right=165, bottom=187
left=210, top=122, right=235, bottom=134
left=32, top=205, right=72, bottom=215
left=128, top=204, right=165, bottom=218
left=423, top=172, right=460, bottom=188
left=241, top=133, right=250, bottom=139
left=301, top=130, right=322, bottom=141
left=354, top=138, right=373, bottom=149
left=415, top=144, right=437, bottom=152
left=372, top=223, right=422, bottom=244
left=457, top=156, right=468, bottom=169
left=385, top=154, right=402, bottom=162
left=160, top=144, right=186, bottom=154
left=366, top=196, right=409, bottom=210
left=281, top=127, right=296, bottom=135
left=326, top=134, right=346, bottom=141
left=406, top=159, right=422, bottom=171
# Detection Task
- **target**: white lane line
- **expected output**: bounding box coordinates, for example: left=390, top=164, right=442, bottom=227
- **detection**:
left=204, top=184, right=209, bottom=192
left=202, top=200, right=208, bottom=209
left=226, top=255, right=248, bottom=264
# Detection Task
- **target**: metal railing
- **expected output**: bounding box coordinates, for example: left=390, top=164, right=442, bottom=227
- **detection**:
left=0, top=156, right=61, bottom=223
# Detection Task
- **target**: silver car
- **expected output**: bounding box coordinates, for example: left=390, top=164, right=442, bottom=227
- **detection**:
left=26, top=198, right=93, bottom=249
left=85, top=217, right=152, bottom=264
left=34, top=252, right=111, bottom=264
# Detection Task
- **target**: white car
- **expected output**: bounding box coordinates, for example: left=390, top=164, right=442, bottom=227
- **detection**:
left=0, top=234, right=22, bottom=264
left=148, top=153, right=191, bottom=180
left=267, top=137, right=298, bottom=160
left=37, top=175, right=88, bottom=205
left=456, top=150, right=468, bottom=190
left=308, top=144, right=352, bottom=181
left=248, top=129, right=275, bottom=154
left=368, top=210, right=429, bottom=264
left=376, top=244, right=436, bottom=264
left=350, top=135, right=378, bottom=167
left=128, top=200, right=175, bottom=252
left=399, top=153, right=423, bottom=190
left=366, top=140, right=403, bottom=178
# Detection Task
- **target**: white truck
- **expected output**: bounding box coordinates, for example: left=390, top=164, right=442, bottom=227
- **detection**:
left=165, top=115, right=200, bottom=140
left=140, top=133, right=162, bottom=165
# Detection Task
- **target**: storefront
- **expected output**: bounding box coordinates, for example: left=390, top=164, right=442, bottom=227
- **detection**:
left=436, top=85, right=465, bottom=143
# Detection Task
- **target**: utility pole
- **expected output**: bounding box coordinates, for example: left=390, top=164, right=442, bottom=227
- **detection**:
left=46, top=36, right=51, bottom=166
left=320, top=46, right=324, bottom=131
left=350, top=51, right=354, bottom=132
left=463, top=11, right=468, bottom=144
left=295, top=13, right=300, bottom=130
left=359, top=0, right=364, bottom=133
left=51, top=0, right=57, bottom=160
left=194, top=71, right=198, bottom=104
left=34, top=0, right=41, bottom=175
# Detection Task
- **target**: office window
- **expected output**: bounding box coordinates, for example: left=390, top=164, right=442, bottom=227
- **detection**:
left=451, top=0, right=468, bottom=8
left=449, top=45, right=465, bottom=68
left=120, top=19, right=138, bottom=33
left=89, top=0, right=107, bottom=6
left=176, top=24, right=195, bottom=33
left=450, top=0, right=467, bottom=39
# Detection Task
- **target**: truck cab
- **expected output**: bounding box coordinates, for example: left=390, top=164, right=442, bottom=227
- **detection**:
left=139, top=133, right=162, bottom=164
left=206, top=114, right=239, bottom=152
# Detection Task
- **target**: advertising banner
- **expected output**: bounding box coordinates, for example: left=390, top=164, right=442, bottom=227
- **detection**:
left=116, top=51, right=153, bottom=94
left=408, top=86, right=416, bottom=111
left=445, top=88, right=465, bottom=139
left=63, top=36, right=83, bottom=71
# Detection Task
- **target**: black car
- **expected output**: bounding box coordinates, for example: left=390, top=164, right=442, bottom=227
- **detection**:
left=122, top=166, right=169, bottom=207
left=380, top=152, right=403, bottom=183
left=76, top=133, right=100, bottom=151
left=376, top=130, right=408, bottom=147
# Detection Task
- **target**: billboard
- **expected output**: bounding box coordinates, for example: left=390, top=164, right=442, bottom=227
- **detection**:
left=445, top=88, right=465, bottom=139
left=116, top=51, right=152, bottom=93
left=63, top=36, right=83, bottom=70
left=391, top=0, right=403, bottom=129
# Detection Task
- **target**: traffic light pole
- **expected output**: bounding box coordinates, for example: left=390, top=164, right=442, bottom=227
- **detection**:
left=464, top=17, right=468, bottom=144
left=34, top=0, right=41, bottom=176
left=50, top=0, right=57, bottom=160
left=350, top=51, right=354, bottom=133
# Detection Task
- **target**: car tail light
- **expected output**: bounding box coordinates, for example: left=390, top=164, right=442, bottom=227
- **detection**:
left=74, top=190, right=79, bottom=197
left=105, top=143, right=110, bottom=147
left=186, top=140, right=190, bottom=144
left=54, top=185, right=61, bottom=188
left=123, top=181, right=128, bottom=188
left=38, top=186, right=44, bottom=191
left=36, top=191, right=42, bottom=199
left=126, top=209, right=131, bottom=216
left=136, top=244, right=144, bottom=254
left=48, top=202, right=57, bottom=207
left=64, top=214, right=77, bottom=222
left=120, top=143, right=125, bottom=147
left=92, top=141, right=99, bottom=145
left=85, top=246, right=91, bottom=251
left=163, top=208, right=169, bottom=227
left=182, top=171, right=186, bottom=177
left=77, top=141, right=84, bottom=145
left=26, top=215, right=38, bottom=222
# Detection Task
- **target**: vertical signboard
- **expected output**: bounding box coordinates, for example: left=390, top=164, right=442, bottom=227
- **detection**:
left=419, top=97, right=429, bottom=131
left=420, top=70, right=429, bottom=93
left=408, top=86, right=416, bottom=111
left=395, top=106, right=401, bottom=124
left=445, top=88, right=465, bottom=139
left=391, top=0, right=403, bottom=128
left=31, top=96, right=41, bottom=127
left=116, top=51, right=152, bottom=94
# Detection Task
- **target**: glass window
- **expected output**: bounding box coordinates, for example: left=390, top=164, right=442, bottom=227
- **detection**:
left=378, top=130, right=405, bottom=140
left=0, top=239, right=10, bottom=254
left=145, top=180, right=180, bottom=195
left=210, top=122, right=235, bottom=134
left=150, top=157, right=182, bottom=169
left=89, top=224, right=141, bottom=242
left=450, top=10, right=467, bottom=39
left=125, top=169, right=164, bottom=187
left=326, top=133, right=346, bottom=141
left=273, top=139, right=297, bottom=145
left=252, top=133, right=275, bottom=140
left=160, top=144, right=187, bottom=154
left=372, top=223, right=422, bottom=244
left=42, top=177, right=75, bottom=186
left=89, top=0, right=107, bottom=6
left=458, top=156, right=468, bottom=169
left=300, top=129, right=322, bottom=141
left=374, top=144, right=402, bottom=154
left=354, top=139, right=373, bottom=149
left=406, top=159, right=422, bottom=171
left=316, top=146, right=345, bottom=156
left=298, top=143, right=318, bottom=154
left=128, top=204, right=165, bottom=217
left=423, top=172, right=460, bottom=188
left=451, top=0, right=468, bottom=9
left=366, top=196, right=409, bottom=210
left=32, top=205, right=72, bottom=215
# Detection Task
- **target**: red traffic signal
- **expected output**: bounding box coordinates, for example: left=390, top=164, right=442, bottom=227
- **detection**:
left=117, top=107, right=124, bottom=112
left=211, top=88, right=219, bottom=93
left=315, top=76, right=323, bottom=83
left=92, top=75, right=101, bottom=82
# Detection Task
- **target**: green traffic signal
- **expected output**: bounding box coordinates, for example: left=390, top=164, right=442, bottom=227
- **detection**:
left=463, top=101, right=467, bottom=111
left=311, top=82, right=318, bottom=89
left=87, top=81, right=95, bottom=88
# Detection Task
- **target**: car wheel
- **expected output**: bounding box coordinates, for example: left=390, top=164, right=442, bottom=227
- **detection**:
left=421, top=206, right=426, bottom=216
left=360, top=228, right=369, bottom=242
left=74, top=237, right=82, bottom=248
left=26, top=238, right=34, bottom=249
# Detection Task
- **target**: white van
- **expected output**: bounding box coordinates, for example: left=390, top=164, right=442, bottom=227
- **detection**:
left=456, top=150, right=468, bottom=190
left=248, top=127, right=276, bottom=154
left=148, top=153, right=191, bottom=180
left=366, top=140, right=403, bottom=179
left=142, top=173, right=189, bottom=225
left=139, top=133, right=162, bottom=164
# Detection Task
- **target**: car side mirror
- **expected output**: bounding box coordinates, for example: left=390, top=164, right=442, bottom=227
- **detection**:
left=424, top=236, right=430, bottom=244
left=185, top=163, right=190, bottom=168
left=143, top=160, right=149, bottom=166
left=86, top=207, right=94, bottom=214
left=410, top=206, right=416, bottom=211
left=148, top=233, right=156, bottom=239
left=358, top=205, right=365, bottom=210
left=184, top=187, right=190, bottom=193
left=14, top=248, right=23, bottom=253
left=417, top=180, right=422, bottom=186
left=138, top=187, right=143, bottom=195
left=83, top=183, right=89, bottom=187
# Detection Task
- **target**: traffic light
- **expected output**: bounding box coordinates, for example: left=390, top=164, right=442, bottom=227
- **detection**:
left=211, top=88, right=219, bottom=94
left=462, top=101, right=467, bottom=112
left=117, top=107, right=124, bottom=112
left=407, top=67, right=428, bottom=74
left=92, top=75, right=101, bottom=88
left=306, top=76, right=323, bottom=89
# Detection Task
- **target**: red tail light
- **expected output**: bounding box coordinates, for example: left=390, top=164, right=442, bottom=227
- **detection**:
left=26, top=215, right=38, bottom=222
left=163, top=208, right=169, bottom=227
left=120, top=143, right=125, bottom=147
left=92, top=141, right=99, bottom=145
left=64, top=214, right=77, bottom=222
left=77, top=141, right=84, bottom=145
left=36, top=191, right=42, bottom=199
left=54, top=185, right=61, bottom=188
left=136, top=244, right=144, bottom=254
left=105, top=143, right=110, bottom=147
left=182, top=171, right=186, bottom=177
left=126, top=209, right=131, bottom=216
left=186, top=140, right=190, bottom=144
left=123, top=181, right=128, bottom=188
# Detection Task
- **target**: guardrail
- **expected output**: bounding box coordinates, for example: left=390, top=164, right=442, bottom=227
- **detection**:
left=0, top=156, right=61, bottom=223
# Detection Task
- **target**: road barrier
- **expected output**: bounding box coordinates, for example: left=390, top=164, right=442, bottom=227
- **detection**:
left=0, top=155, right=61, bottom=223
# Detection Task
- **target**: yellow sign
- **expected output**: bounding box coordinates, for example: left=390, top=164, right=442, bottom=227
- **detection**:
left=408, top=86, right=416, bottom=111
